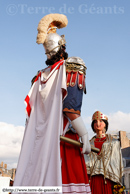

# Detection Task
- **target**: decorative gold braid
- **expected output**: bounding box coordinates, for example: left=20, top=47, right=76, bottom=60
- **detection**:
left=66, top=63, right=86, bottom=75
left=100, top=135, right=112, bottom=184
left=89, top=152, right=98, bottom=183
left=89, top=135, right=113, bottom=184
left=94, top=138, right=106, bottom=143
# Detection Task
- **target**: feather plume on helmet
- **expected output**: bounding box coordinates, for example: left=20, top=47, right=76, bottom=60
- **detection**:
left=36, top=13, right=68, bottom=44
left=36, top=14, right=68, bottom=59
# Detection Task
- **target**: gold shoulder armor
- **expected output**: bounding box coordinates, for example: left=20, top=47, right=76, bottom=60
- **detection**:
left=65, top=57, right=87, bottom=75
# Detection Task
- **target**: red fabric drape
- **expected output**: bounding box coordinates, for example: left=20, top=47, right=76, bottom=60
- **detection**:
left=60, top=131, right=89, bottom=185
left=89, top=175, right=114, bottom=194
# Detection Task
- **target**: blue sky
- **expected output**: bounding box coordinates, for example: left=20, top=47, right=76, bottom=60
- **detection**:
left=0, top=0, right=130, bottom=125
left=0, top=0, right=130, bottom=168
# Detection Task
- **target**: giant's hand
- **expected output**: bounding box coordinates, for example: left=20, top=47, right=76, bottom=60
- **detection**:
left=81, top=133, right=91, bottom=154
left=71, top=117, right=91, bottom=154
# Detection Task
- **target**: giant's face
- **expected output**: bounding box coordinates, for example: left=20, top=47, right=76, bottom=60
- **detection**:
left=93, top=119, right=106, bottom=133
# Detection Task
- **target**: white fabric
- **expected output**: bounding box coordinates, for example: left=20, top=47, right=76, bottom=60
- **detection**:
left=13, top=61, right=67, bottom=187
left=85, top=134, right=123, bottom=184
left=71, top=117, right=91, bottom=154
left=62, top=183, right=91, bottom=194
left=0, top=177, right=10, bottom=194
left=71, top=117, right=87, bottom=137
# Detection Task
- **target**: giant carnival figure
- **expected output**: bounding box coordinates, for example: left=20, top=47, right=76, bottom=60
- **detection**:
left=85, top=111, right=124, bottom=194
left=13, top=13, right=91, bottom=194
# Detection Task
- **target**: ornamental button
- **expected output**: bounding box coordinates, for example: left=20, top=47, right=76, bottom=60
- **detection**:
left=79, top=84, right=82, bottom=88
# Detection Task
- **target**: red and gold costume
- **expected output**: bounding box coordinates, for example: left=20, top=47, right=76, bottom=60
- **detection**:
left=13, top=13, right=91, bottom=194
left=61, top=58, right=91, bottom=193
left=85, top=111, right=123, bottom=194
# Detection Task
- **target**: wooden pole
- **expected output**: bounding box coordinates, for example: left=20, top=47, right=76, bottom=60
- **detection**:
left=60, top=136, right=100, bottom=153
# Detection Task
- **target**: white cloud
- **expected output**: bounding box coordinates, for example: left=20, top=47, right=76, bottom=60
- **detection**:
left=0, top=111, right=130, bottom=169
left=108, top=111, right=130, bottom=133
left=0, top=122, right=24, bottom=169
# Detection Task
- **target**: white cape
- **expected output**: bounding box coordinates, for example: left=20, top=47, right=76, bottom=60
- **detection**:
left=13, top=61, right=67, bottom=187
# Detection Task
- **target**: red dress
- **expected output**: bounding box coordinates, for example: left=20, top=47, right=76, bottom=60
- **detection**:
left=89, top=137, right=115, bottom=194
left=61, top=131, right=91, bottom=193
